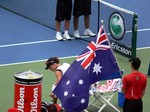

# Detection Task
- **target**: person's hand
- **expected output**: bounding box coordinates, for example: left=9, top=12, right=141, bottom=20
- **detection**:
left=50, top=93, right=55, bottom=98
left=50, top=93, right=57, bottom=104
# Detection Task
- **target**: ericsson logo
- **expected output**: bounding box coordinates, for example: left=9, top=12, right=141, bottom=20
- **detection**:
left=109, top=12, right=125, bottom=40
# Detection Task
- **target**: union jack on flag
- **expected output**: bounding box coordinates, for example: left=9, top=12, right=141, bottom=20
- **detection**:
left=76, top=26, right=110, bottom=69
left=53, top=25, right=122, bottom=112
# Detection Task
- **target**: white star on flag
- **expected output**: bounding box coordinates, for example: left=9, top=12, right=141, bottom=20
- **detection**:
left=66, top=80, right=70, bottom=85
left=80, top=98, right=85, bottom=104
left=64, top=91, right=68, bottom=96
left=93, top=63, right=102, bottom=74
left=78, top=79, right=84, bottom=85
left=72, top=94, right=75, bottom=97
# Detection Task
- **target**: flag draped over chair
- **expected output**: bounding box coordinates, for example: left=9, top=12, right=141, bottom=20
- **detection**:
left=53, top=25, right=122, bottom=112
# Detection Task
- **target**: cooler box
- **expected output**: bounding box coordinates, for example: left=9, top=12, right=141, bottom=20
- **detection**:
left=118, top=92, right=125, bottom=108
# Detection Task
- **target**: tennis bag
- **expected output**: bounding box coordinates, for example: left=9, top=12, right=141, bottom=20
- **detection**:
left=41, top=102, right=61, bottom=112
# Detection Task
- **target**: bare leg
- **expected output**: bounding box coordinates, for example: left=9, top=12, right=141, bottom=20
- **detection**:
left=73, top=16, right=79, bottom=31
left=84, top=15, right=96, bottom=36
left=64, top=20, right=71, bottom=39
left=56, top=21, right=61, bottom=32
left=84, top=15, right=90, bottom=29
left=55, top=20, right=63, bottom=40
left=64, top=20, right=70, bottom=31
left=73, top=16, right=80, bottom=38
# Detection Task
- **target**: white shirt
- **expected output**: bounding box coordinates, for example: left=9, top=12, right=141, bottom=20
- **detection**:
left=56, top=63, right=70, bottom=75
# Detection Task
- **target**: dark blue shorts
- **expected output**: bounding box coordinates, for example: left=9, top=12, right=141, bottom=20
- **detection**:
left=55, top=0, right=72, bottom=21
left=73, top=0, right=91, bottom=17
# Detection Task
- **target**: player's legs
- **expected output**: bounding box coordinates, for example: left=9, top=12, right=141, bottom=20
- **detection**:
left=84, top=15, right=90, bottom=29
left=83, top=15, right=95, bottom=37
left=63, top=20, right=71, bottom=40
left=73, top=16, right=79, bottom=31
left=56, top=21, right=61, bottom=32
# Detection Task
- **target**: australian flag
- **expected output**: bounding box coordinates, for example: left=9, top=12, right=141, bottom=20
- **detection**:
left=53, top=26, right=122, bottom=112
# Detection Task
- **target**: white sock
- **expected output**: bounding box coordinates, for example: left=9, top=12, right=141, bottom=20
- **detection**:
left=56, top=32, right=61, bottom=35
left=85, top=29, right=89, bottom=31
left=64, top=30, right=68, bottom=35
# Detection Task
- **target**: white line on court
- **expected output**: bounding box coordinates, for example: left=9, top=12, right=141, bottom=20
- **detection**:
left=137, top=28, right=150, bottom=32
left=137, top=46, right=150, bottom=50
left=0, top=55, right=78, bottom=67
left=0, top=39, right=57, bottom=48
left=0, top=28, right=150, bottom=48
left=0, top=46, right=150, bottom=67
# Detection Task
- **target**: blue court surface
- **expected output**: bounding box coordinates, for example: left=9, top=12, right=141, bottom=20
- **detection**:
left=0, top=0, right=150, bottom=66
left=0, top=8, right=90, bottom=65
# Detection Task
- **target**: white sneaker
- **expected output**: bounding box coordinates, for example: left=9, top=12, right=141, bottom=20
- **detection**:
left=73, top=30, right=80, bottom=38
left=63, top=33, right=71, bottom=40
left=56, top=32, right=63, bottom=41
left=84, top=29, right=96, bottom=37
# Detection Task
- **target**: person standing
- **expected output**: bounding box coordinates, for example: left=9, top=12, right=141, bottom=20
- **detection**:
left=122, top=57, right=147, bottom=112
left=55, top=0, right=72, bottom=40
left=45, top=57, right=70, bottom=104
left=73, top=0, right=96, bottom=38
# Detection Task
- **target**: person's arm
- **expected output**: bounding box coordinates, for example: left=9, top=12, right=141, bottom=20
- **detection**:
left=50, top=70, right=62, bottom=104
left=142, top=79, right=147, bottom=97
left=121, top=77, right=126, bottom=93
left=121, top=88, right=126, bottom=93
left=141, top=88, right=146, bottom=97
left=55, top=70, right=62, bottom=85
